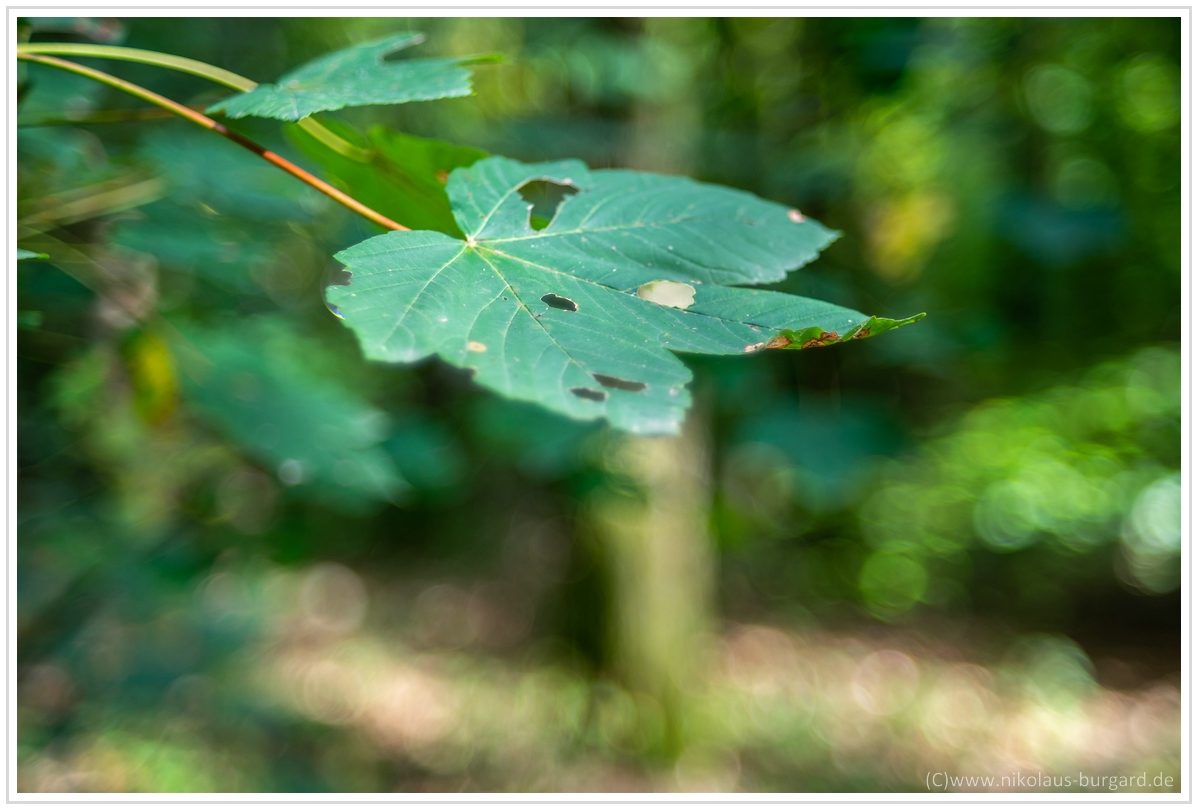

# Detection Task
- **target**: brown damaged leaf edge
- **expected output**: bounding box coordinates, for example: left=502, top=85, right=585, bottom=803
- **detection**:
left=801, top=331, right=840, bottom=349
left=743, top=313, right=927, bottom=353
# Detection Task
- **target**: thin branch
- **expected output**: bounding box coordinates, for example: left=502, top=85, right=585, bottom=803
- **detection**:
left=18, top=53, right=407, bottom=232
left=16, top=42, right=371, bottom=161
left=16, top=42, right=256, bottom=91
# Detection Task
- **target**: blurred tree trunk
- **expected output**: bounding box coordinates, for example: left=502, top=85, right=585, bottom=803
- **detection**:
left=589, top=411, right=716, bottom=757
left=624, top=19, right=705, bottom=178
left=587, top=19, right=717, bottom=759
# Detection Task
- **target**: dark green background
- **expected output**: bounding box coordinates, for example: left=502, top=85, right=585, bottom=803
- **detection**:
left=17, top=17, right=1181, bottom=792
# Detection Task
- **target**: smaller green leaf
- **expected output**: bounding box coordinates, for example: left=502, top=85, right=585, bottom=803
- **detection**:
left=289, top=121, right=487, bottom=235
left=207, top=33, right=487, bottom=121
left=17, top=248, right=48, bottom=260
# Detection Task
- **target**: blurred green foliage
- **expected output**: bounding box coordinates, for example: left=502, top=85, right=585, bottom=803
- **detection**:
left=17, top=16, right=1179, bottom=793
left=859, top=347, right=1180, bottom=615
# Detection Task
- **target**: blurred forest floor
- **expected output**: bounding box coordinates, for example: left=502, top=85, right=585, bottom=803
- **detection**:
left=19, top=558, right=1181, bottom=793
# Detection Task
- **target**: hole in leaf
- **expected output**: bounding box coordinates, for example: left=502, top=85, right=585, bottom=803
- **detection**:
left=541, top=293, right=578, bottom=312
left=592, top=373, right=647, bottom=392
left=636, top=280, right=696, bottom=309
left=322, top=267, right=353, bottom=319
left=518, top=180, right=578, bottom=231
left=570, top=387, right=607, bottom=402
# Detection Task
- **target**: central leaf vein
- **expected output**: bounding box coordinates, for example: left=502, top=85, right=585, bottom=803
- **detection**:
left=472, top=248, right=593, bottom=394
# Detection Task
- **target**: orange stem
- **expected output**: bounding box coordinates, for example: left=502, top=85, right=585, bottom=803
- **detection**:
left=17, top=53, right=408, bottom=232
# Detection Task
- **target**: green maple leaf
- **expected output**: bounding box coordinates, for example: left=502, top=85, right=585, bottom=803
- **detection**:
left=289, top=121, right=487, bottom=235
left=207, top=33, right=490, bottom=121
left=330, top=156, right=924, bottom=435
